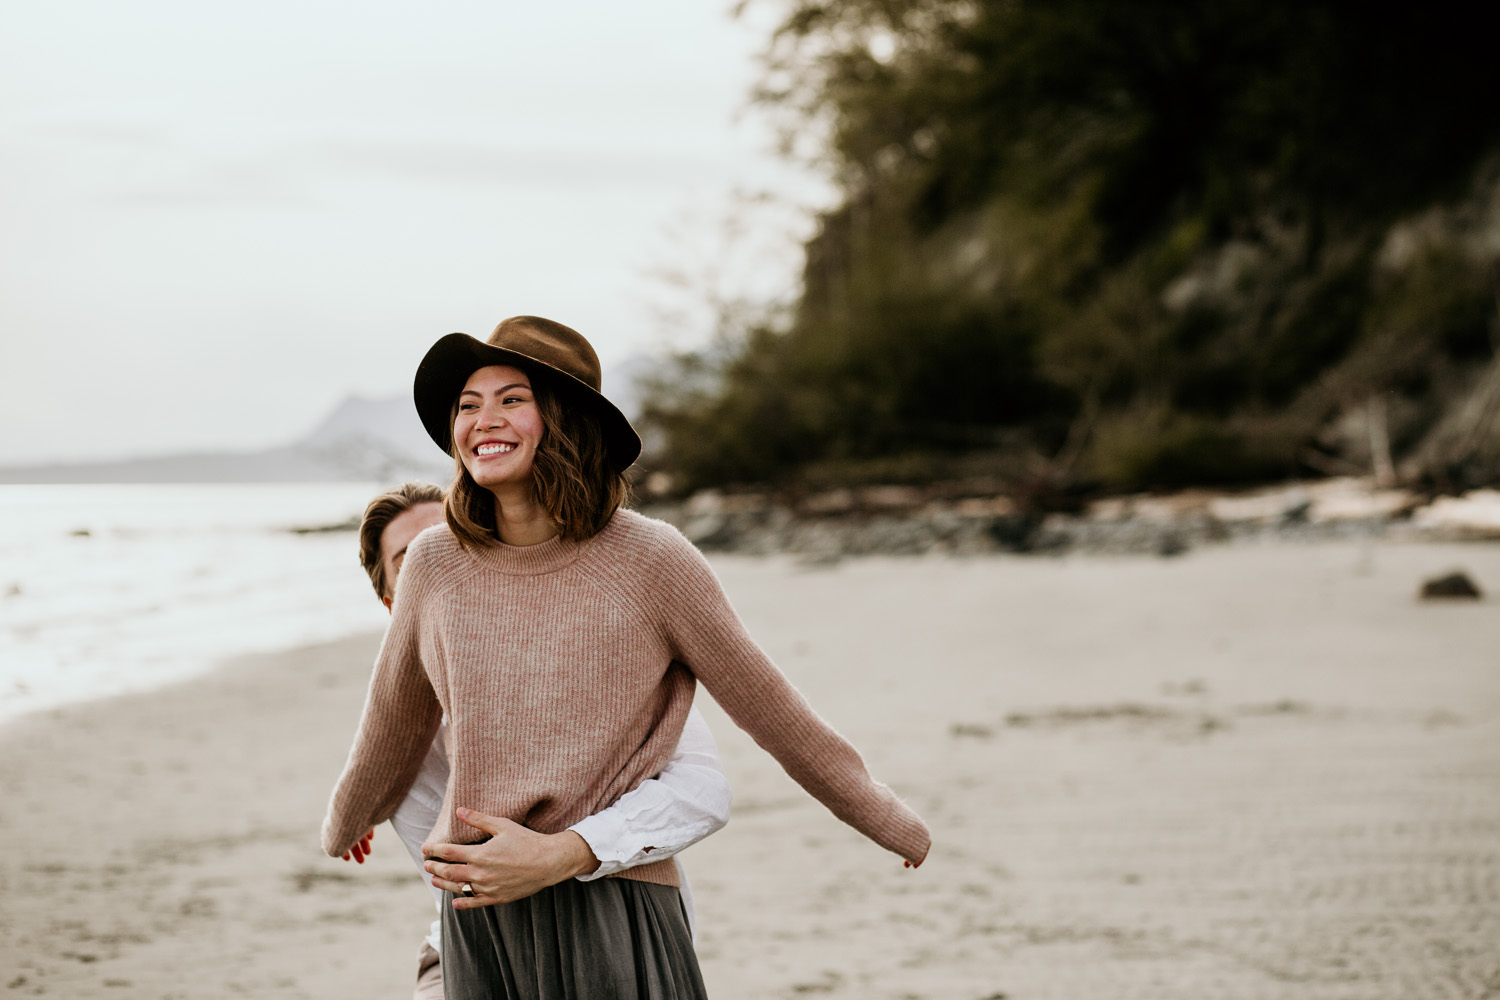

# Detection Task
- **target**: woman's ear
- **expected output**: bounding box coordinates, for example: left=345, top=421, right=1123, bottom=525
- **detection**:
left=382, top=595, right=394, bottom=612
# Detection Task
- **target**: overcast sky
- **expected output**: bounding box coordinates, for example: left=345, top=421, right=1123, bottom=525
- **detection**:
left=0, top=0, right=825, bottom=465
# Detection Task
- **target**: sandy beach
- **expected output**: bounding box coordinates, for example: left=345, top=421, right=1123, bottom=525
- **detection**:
left=2, top=540, right=1498, bottom=999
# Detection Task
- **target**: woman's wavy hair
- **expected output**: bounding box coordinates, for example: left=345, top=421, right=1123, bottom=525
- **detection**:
left=444, top=366, right=631, bottom=549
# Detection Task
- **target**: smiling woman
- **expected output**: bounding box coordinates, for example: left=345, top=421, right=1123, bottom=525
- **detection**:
left=322, top=315, right=929, bottom=1000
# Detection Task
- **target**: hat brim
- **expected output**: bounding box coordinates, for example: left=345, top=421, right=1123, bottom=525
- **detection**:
left=413, top=332, right=642, bottom=472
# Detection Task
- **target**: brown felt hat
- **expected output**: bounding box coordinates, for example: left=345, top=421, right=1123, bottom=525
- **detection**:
left=413, top=315, right=642, bottom=471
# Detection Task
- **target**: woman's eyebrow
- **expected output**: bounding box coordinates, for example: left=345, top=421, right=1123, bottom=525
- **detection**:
left=460, top=383, right=530, bottom=398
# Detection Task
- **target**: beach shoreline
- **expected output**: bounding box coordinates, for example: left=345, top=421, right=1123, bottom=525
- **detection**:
left=2, top=542, right=1498, bottom=998
left=0, top=630, right=437, bottom=998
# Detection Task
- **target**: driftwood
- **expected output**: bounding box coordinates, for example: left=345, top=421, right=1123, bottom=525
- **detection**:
left=1405, top=354, right=1500, bottom=488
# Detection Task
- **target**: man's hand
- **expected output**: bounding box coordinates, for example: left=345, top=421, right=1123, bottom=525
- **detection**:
left=421, top=807, right=601, bottom=909
left=341, top=829, right=374, bottom=864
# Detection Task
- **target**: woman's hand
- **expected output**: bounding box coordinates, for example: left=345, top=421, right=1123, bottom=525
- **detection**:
left=422, top=807, right=601, bottom=909
left=341, top=829, right=375, bottom=864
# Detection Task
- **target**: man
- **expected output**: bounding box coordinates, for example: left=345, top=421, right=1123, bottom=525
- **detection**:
left=351, top=482, right=732, bottom=1000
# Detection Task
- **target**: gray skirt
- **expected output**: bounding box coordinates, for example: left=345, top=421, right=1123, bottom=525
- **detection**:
left=440, top=877, right=709, bottom=1000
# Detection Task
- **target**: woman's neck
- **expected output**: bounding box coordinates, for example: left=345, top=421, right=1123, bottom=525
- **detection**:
left=487, top=483, right=559, bottom=546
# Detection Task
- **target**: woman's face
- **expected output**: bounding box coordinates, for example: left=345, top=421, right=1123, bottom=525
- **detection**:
left=454, top=365, right=545, bottom=494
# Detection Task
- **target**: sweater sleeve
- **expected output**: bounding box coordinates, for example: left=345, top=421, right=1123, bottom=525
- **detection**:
left=321, top=545, right=445, bottom=858
left=649, top=529, right=931, bottom=865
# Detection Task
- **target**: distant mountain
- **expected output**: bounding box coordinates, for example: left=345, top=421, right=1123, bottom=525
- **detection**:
left=304, top=394, right=440, bottom=462
left=0, top=358, right=652, bottom=484
left=0, top=395, right=450, bottom=485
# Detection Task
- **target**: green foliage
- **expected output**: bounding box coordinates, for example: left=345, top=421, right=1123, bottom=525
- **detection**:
left=1090, top=410, right=1300, bottom=490
left=645, top=0, right=1500, bottom=494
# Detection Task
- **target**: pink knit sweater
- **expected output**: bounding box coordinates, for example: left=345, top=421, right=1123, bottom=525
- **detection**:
left=321, top=509, right=931, bottom=887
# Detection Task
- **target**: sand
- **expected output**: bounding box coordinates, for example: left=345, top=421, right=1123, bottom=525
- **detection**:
left=1, top=540, right=1497, bottom=999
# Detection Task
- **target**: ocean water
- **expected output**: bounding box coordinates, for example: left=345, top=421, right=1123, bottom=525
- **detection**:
left=0, top=483, right=401, bottom=726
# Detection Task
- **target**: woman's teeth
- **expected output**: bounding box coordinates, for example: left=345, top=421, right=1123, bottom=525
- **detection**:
left=477, top=443, right=515, bottom=456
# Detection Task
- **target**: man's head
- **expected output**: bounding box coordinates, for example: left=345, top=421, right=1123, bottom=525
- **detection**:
left=358, top=482, right=446, bottom=609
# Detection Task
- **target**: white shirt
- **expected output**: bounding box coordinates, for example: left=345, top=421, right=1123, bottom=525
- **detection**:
left=389, top=705, right=731, bottom=953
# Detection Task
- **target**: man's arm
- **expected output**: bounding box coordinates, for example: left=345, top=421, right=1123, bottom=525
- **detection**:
left=421, top=705, right=731, bottom=908
left=568, top=705, right=731, bottom=879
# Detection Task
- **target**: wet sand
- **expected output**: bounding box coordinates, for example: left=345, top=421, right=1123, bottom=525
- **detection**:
left=2, top=541, right=1497, bottom=998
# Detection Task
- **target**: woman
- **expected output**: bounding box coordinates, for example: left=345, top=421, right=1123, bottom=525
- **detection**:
left=323, top=315, right=930, bottom=999
left=350, top=481, right=732, bottom=1000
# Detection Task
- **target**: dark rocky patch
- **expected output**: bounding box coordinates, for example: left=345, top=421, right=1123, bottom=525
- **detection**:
left=1420, top=571, right=1482, bottom=600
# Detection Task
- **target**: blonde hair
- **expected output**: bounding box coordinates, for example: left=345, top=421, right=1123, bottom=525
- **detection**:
left=444, top=368, right=630, bottom=549
left=358, top=481, right=446, bottom=599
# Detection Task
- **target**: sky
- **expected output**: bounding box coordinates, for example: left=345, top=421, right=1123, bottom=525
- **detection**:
left=0, top=0, right=827, bottom=465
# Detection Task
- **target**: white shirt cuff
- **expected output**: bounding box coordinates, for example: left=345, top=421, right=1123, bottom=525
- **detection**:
left=569, top=811, right=643, bottom=880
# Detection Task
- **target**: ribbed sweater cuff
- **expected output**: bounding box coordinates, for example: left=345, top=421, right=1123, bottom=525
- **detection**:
left=881, top=808, right=932, bottom=865
left=858, top=787, right=931, bottom=864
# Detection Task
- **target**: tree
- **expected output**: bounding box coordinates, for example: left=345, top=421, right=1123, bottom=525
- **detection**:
left=645, top=0, right=1500, bottom=494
